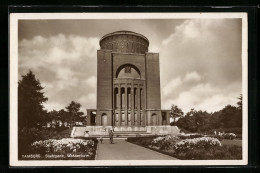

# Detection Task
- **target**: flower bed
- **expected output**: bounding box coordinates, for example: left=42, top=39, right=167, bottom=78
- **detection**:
left=173, top=137, right=222, bottom=153
left=151, top=135, right=180, bottom=150
left=23, top=138, right=98, bottom=160
left=127, top=135, right=242, bottom=160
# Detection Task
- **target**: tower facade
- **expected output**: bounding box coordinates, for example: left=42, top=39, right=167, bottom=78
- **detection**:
left=87, top=31, right=170, bottom=127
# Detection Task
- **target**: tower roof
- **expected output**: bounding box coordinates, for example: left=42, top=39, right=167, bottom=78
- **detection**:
left=100, top=30, right=149, bottom=46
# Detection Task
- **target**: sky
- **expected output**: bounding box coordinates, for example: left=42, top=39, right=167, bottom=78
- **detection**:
left=18, top=18, right=242, bottom=113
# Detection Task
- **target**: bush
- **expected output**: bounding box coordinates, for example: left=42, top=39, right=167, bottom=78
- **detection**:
left=18, top=127, right=42, bottom=155
left=173, top=137, right=222, bottom=154
left=151, top=135, right=180, bottom=150
left=206, top=135, right=224, bottom=141
left=178, top=134, right=204, bottom=139
left=31, top=138, right=96, bottom=155
left=170, top=122, right=177, bottom=126
left=222, top=133, right=236, bottom=140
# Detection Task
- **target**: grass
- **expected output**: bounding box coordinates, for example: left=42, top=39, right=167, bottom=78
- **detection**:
left=221, top=139, right=242, bottom=146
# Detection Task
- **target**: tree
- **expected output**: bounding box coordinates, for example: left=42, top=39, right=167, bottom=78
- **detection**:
left=237, top=94, right=242, bottom=110
left=193, top=110, right=211, bottom=132
left=58, top=109, right=69, bottom=127
left=48, top=110, right=60, bottom=128
left=65, top=101, right=84, bottom=128
left=18, top=70, right=48, bottom=129
left=186, top=108, right=196, bottom=116
left=170, top=104, right=184, bottom=123
left=177, top=115, right=197, bottom=132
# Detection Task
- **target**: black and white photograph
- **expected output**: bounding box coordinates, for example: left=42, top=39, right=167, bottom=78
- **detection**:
left=10, top=13, right=248, bottom=166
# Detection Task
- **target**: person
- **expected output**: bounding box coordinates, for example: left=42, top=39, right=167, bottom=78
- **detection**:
left=100, top=136, right=103, bottom=144
left=109, top=129, right=114, bottom=144
left=84, top=131, right=90, bottom=138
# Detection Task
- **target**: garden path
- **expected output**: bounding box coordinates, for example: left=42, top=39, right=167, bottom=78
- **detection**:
left=96, top=138, right=177, bottom=160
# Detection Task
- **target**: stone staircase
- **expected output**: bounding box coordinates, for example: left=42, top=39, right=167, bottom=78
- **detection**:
left=71, top=125, right=180, bottom=138
left=113, top=131, right=152, bottom=138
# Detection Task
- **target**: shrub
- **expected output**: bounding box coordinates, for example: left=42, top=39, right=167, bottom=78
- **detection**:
left=18, top=127, right=42, bottom=155
left=206, top=135, right=224, bottom=141
left=222, top=133, right=236, bottom=140
left=151, top=135, right=180, bottom=150
left=178, top=134, right=204, bottom=139
left=31, top=138, right=96, bottom=155
left=173, top=137, right=222, bottom=154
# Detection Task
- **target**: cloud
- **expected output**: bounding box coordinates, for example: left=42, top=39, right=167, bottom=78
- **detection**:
left=184, top=71, right=201, bottom=82
left=162, top=71, right=202, bottom=99
left=160, top=19, right=242, bottom=113
left=162, top=83, right=239, bottom=113
left=84, top=76, right=97, bottom=89
left=78, top=94, right=96, bottom=109
left=19, top=34, right=99, bottom=68
left=149, top=45, right=160, bottom=53
left=19, top=34, right=99, bottom=111
left=43, top=101, right=65, bottom=111
left=163, top=77, right=182, bottom=96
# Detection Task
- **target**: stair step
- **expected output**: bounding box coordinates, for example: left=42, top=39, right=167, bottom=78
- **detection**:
left=113, top=131, right=147, bottom=133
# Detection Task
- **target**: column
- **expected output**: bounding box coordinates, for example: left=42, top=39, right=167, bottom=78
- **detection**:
left=166, top=112, right=170, bottom=125
left=119, top=85, right=121, bottom=126
left=124, top=85, right=127, bottom=126
left=112, top=87, right=114, bottom=126
left=137, top=85, right=140, bottom=125
left=131, top=83, right=134, bottom=126
left=140, top=88, right=144, bottom=126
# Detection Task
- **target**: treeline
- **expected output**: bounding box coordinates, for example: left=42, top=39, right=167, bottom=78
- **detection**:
left=170, top=95, right=242, bottom=134
left=18, top=70, right=86, bottom=132
left=18, top=70, right=86, bottom=155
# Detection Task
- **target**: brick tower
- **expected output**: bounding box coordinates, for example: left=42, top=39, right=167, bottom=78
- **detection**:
left=87, top=31, right=170, bottom=127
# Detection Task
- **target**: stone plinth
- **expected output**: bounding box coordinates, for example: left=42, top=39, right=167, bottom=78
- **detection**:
left=71, top=126, right=180, bottom=138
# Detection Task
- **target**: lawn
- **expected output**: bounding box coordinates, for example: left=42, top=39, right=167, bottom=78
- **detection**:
left=221, top=139, right=242, bottom=146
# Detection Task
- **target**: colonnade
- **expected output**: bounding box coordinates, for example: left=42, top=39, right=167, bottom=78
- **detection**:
left=113, top=82, right=145, bottom=126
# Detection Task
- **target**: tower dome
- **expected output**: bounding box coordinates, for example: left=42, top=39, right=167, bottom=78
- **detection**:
left=99, top=30, right=149, bottom=54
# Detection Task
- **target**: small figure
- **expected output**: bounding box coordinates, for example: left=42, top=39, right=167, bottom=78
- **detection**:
left=84, top=131, right=90, bottom=138
left=100, top=137, right=103, bottom=144
left=109, top=129, right=114, bottom=144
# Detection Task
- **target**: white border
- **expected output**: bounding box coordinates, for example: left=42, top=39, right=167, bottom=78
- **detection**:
left=9, top=13, right=248, bottom=166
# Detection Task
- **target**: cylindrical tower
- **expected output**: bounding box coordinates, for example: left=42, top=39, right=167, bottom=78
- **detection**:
left=99, top=30, right=149, bottom=54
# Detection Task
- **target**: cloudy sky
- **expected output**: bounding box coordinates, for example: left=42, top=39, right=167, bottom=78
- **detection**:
left=18, top=18, right=242, bottom=113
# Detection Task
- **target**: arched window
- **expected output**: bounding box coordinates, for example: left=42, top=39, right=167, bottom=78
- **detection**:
left=116, top=64, right=141, bottom=79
